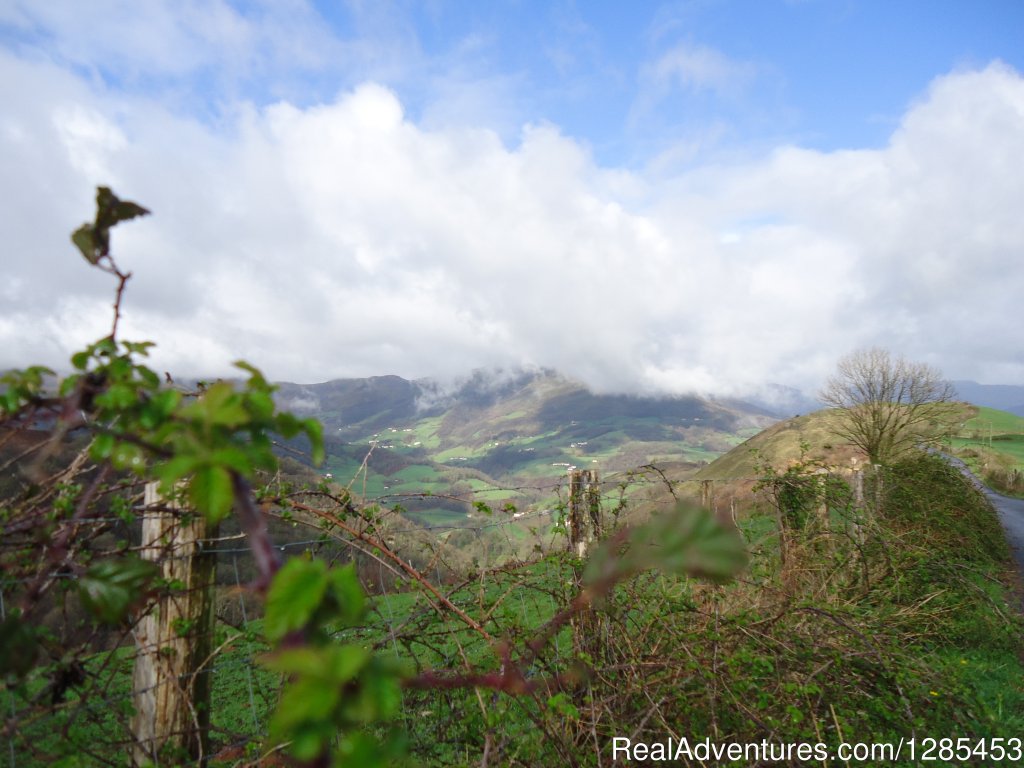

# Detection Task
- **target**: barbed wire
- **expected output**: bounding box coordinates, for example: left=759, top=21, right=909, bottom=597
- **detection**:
left=1, top=457, right=892, bottom=763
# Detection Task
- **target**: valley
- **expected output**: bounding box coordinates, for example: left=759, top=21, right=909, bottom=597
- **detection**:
left=276, top=370, right=776, bottom=525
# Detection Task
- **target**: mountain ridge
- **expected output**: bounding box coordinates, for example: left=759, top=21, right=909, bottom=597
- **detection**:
left=273, top=369, right=779, bottom=523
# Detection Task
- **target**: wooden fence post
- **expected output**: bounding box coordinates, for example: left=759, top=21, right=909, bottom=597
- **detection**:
left=850, top=468, right=862, bottom=544
left=131, top=483, right=218, bottom=766
left=567, top=469, right=604, bottom=660
left=700, top=479, right=715, bottom=511
left=567, top=469, right=601, bottom=559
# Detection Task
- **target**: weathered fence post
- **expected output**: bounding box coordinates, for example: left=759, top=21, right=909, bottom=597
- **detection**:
left=816, top=470, right=831, bottom=541
left=851, top=468, right=865, bottom=545
left=700, top=479, right=715, bottom=510
left=567, top=469, right=601, bottom=559
left=131, top=482, right=218, bottom=766
left=567, top=469, right=604, bottom=659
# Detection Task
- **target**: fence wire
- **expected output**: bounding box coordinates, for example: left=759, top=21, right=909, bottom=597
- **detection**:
left=1, top=466, right=846, bottom=766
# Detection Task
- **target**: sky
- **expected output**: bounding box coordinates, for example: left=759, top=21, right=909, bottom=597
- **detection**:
left=1, top=1, right=1023, bottom=399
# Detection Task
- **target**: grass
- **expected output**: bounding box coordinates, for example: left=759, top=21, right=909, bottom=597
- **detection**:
left=11, top=422, right=1023, bottom=767
left=962, top=406, right=1024, bottom=435
left=950, top=406, right=1024, bottom=497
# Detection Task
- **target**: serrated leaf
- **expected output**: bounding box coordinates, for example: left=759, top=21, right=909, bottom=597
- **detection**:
left=78, top=557, right=158, bottom=625
left=111, top=199, right=150, bottom=223
left=264, top=559, right=329, bottom=642
left=188, top=464, right=235, bottom=523
left=95, top=186, right=150, bottom=227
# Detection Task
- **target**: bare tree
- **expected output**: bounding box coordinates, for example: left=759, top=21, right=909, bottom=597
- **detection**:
left=819, top=347, right=956, bottom=465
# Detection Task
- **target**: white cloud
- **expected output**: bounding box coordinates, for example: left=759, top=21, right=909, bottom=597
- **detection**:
left=646, top=43, right=754, bottom=95
left=1, top=35, right=1023, bottom=396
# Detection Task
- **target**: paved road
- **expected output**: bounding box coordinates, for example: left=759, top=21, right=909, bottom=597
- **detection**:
left=946, top=454, right=1024, bottom=576
left=979, top=485, right=1024, bottom=576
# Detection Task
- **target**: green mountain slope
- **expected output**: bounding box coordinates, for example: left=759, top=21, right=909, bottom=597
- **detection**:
left=276, top=370, right=777, bottom=522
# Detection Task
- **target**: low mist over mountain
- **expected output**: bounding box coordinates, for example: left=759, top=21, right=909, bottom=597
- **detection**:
left=277, top=370, right=777, bottom=465
left=275, top=369, right=778, bottom=523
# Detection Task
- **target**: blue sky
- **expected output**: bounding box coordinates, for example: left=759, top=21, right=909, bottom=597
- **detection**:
left=9, top=1, right=1022, bottom=161
left=2, top=1, right=1024, bottom=397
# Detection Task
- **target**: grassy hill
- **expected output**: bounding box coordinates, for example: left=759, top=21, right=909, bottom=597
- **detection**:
left=950, top=405, right=1024, bottom=496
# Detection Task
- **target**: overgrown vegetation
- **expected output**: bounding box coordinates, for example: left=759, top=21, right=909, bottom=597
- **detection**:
left=2, top=190, right=1021, bottom=767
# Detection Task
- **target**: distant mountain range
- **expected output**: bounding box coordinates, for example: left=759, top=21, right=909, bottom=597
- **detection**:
left=273, top=370, right=779, bottom=522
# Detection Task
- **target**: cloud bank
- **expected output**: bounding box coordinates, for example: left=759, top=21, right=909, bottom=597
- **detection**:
left=1, top=36, right=1023, bottom=395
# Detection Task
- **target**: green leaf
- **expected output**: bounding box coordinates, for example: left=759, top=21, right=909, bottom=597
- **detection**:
left=122, top=341, right=155, bottom=355
left=181, top=382, right=249, bottom=428
left=111, top=442, right=145, bottom=473
left=288, top=721, right=335, bottom=762
left=270, top=684, right=342, bottom=741
left=94, top=337, right=117, bottom=356
left=304, top=418, right=325, bottom=465
left=245, top=389, right=275, bottom=421
left=155, top=453, right=203, bottom=488
left=139, top=388, right=180, bottom=429
left=274, top=412, right=303, bottom=439
left=90, top=433, right=116, bottom=461
left=137, top=365, right=160, bottom=389
left=188, top=464, right=235, bottom=523
left=233, top=360, right=270, bottom=388
left=264, top=558, right=329, bottom=641
left=259, top=647, right=327, bottom=677
left=95, top=186, right=150, bottom=228
left=583, top=502, right=747, bottom=587
left=111, top=199, right=150, bottom=223
left=71, top=224, right=99, bottom=264
left=78, top=557, right=158, bottom=625
left=343, top=658, right=404, bottom=723
left=95, top=383, right=137, bottom=411
left=60, top=374, right=81, bottom=396
left=547, top=692, right=580, bottom=719
left=209, top=446, right=254, bottom=475
left=260, top=644, right=370, bottom=684
left=335, top=729, right=408, bottom=768
left=328, top=564, right=366, bottom=625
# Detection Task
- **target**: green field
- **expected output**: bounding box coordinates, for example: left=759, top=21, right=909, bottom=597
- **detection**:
left=950, top=407, right=1024, bottom=496
left=9, top=450, right=1023, bottom=767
